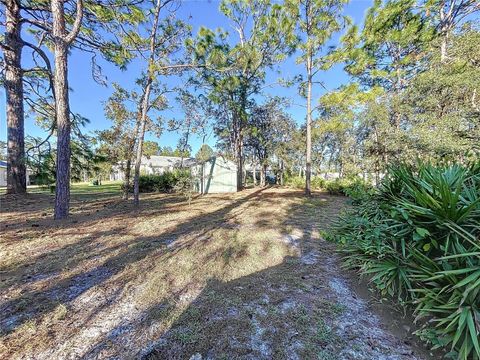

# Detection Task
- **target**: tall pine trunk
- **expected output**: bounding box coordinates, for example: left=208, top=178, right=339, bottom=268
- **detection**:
left=260, top=166, right=264, bottom=187
left=305, top=53, right=313, bottom=196
left=51, top=0, right=83, bottom=219
left=234, top=88, right=248, bottom=192
left=260, top=163, right=267, bottom=187
left=4, top=0, right=26, bottom=194
left=52, top=2, right=71, bottom=219
left=440, top=32, right=448, bottom=62
left=235, top=134, right=243, bottom=191
left=279, top=160, right=284, bottom=186
left=123, top=159, right=131, bottom=200
left=439, top=1, right=449, bottom=63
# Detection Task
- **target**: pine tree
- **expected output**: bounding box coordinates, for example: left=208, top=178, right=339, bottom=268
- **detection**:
left=286, top=0, right=348, bottom=195
left=128, top=0, right=190, bottom=206
left=1, top=0, right=143, bottom=217
left=2, top=0, right=26, bottom=194
left=423, top=0, right=479, bottom=61
left=188, top=0, right=296, bottom=190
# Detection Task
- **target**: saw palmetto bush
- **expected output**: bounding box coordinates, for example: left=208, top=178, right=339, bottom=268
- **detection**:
left=330, top=162, right=480, bottom=359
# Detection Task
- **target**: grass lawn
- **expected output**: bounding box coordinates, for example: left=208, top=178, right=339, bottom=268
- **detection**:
left=0, top=187, right=432, bottom=359
left=1, top=181, right=123, bottom=195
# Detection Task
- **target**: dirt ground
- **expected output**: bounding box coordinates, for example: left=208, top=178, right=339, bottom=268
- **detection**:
left=1, top=186, right=434, bottom=359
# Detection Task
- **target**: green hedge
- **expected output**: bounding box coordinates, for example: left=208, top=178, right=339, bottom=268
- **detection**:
left=285, top=175, right=371, bottom=201
left=284, top=175, right=307, bottom=189
left=285, top=175, right=326, bottom=190
left=137, top=170, right=191, bottom=193
left=328, top=162, right=480, bottom=359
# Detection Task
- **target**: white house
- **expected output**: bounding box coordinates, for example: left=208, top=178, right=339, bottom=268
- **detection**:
left=0, top=161, right=31, bottom=187
left=0, top=161, right=6, bottom=186
left=110, top=156, right=195, bottom=181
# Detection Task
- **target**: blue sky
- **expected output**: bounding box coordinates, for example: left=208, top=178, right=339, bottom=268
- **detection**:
left=0, top=0, right=372, bottom=155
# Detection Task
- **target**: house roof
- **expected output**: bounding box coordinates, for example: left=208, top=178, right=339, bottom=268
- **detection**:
left=142, top=156, right=196, bottom=168
left=0, top=160, right=7, bottom=168
left=196, top=155, right=237, bottom=169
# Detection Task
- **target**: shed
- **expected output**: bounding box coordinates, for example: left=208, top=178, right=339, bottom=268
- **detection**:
left=0, top=161, right=6, bottom=187
left=194, top=156, right=237, bottom=194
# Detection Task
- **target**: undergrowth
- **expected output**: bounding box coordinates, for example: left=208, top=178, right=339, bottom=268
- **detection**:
left=284, top=175, right=372, bottom=199
left=136, top=169, right=191, bottom=193
left=328, top=162, right=480, bottom=359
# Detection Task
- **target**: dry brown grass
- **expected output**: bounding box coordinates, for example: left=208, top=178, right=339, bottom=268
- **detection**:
left=0, top=186, right=430, bottom=359
left=0, top=187, right=330, bottom=357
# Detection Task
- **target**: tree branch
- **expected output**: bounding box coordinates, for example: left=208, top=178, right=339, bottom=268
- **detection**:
left=22, top=40, right=55, bottom=97
left=65, top=0, right=83, bottom=44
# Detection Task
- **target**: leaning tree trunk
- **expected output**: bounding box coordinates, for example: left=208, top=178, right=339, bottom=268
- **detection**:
left=132, top=0, right=161, bottom=206
left=4, top=0, right=26, bottom=194
left=52, top=0, right=83, bottom=219
left=133, top=82, right=152, bottom=206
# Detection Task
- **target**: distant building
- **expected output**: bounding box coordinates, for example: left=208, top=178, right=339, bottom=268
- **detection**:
left=110, top=156, right=195, bottom=181
left=0, top=161, right=31, bottom=187
left=193, top=156, right=237, bottom=194
left=110, top=155, right=238, bottom=194
left=0, top=161, right=6, bottom=186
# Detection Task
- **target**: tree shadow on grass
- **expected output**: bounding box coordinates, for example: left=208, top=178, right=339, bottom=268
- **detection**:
left=0, top=191, right=235, bottom=292
left=71, top=192, right=353, bottom=359
left=82, top=259, right=316, bottom=360
left=0, top=191, right=187, bottom=230
left=70, top=190, right=426, bottom=360
left=0, top=187, right=121, bottom=214
left=0, top=188, right=268, bottom=338
left=141, top=260, right=335, bottom=360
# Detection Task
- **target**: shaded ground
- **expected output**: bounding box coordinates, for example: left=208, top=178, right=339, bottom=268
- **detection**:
left=1, top=185, right=433, bottom=359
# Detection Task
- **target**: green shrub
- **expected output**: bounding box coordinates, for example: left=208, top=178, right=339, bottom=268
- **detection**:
left=328, top=162, right=480, bottom=359
left=324, top=177, right=372, bottom=202
left=311, top=176, right=326, bottom=190
left=138, top=169, right=191, bottom=193
left=285, top=175, right=305, bottom=189
left=173, top=170, right=196, bottom=204
left=342, top=178, right=373, bottom=203
left=284, top=175, right=370, bottom=198
left=285, top=175, right=325, bottom=190
left=324, top=178, right=345, bottom=194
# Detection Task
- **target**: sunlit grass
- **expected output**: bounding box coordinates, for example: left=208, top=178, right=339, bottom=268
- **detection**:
left=1, top=181, right=122, bottom=196
left=0, top=188, right=347, bottom=359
